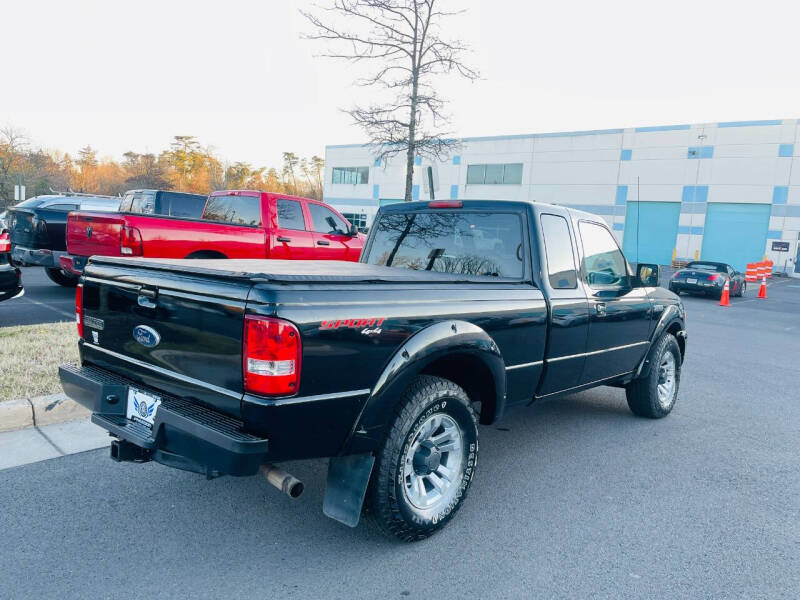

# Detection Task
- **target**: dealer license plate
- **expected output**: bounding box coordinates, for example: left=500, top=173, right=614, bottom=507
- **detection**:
left=126, top=388, right=162, bottom=428
left=686, top=278, right=697, bottom=284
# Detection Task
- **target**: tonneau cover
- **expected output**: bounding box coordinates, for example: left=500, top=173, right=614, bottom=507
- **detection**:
left=88, top=257, right=513, bottom=284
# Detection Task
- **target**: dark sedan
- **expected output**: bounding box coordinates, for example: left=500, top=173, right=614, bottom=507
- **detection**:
left=669, top=261, right=746, bottom=298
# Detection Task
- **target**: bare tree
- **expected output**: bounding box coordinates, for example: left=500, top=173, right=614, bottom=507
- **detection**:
left=0, top=126, right=28, bottom=208
left=303, top=0, right=478, bottom=201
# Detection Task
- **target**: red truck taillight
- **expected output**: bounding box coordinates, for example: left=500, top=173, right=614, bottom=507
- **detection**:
left=243, top=315, right=301, bottom=396
left=120, top=226, right=143, bottom=256
left=75, top=283, right=84, bottom=339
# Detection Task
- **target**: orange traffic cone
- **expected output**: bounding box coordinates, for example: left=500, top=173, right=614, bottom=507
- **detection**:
left=757, top=275, right=767, bottom=299
left=719, top=278, right=730, bottom=306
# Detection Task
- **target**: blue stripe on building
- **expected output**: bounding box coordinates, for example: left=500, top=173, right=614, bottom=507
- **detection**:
left=772, top=186, right=788, bottom=204
left=778, top=144, right=794, bottom=157
left=620, top=149, right=632, bottom=161
left=615, top=185, right=628, bottom=205
left=450, top=185, right=459, bottom=200
left=717, top=119, right=782, bottom=128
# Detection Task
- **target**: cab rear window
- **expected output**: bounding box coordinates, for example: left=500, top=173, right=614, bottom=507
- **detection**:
left=365, top=211, right=524, bottom=278
left=202, top=195, right=261, bottom=226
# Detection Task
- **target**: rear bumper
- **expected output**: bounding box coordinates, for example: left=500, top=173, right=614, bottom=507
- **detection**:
left=59, top=363, right=268, bottom=476
left=59, top=254, right=88, bottom=276
left=669, top=280, right=721, bottom=294
left=11, top=245, right=65, bottom=268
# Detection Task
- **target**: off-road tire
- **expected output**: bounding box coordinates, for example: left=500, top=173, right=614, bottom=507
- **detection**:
left=626, top=333, right=681, bottom=418
left=365, top=375, right=478, bottom=542
left=45, top=267, right=78, bottom=287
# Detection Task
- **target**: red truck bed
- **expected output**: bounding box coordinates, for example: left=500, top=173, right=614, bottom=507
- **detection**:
left=63, top=191, right=364, bottom=274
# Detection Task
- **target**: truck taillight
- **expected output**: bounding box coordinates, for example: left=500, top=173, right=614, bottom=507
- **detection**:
left=243, top=315, right=301, bottom=396
left=120, top=226, right=143, bottom=256
left=75, top=283, right=84, bottom=339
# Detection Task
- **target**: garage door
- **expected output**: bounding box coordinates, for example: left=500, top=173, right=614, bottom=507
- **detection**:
left=622, top=202, right=681, bottom=265
left=701, top=203, right=770, bottom=271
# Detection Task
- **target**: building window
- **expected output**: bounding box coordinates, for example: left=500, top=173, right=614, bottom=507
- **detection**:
left=332, top=166, right=369, bottom=185
left=341, top=212, right=368, bottom=232
left=466, top=163, right=523, bottom=185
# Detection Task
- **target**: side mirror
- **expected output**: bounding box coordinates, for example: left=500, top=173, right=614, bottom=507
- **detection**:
left=634, top=263, right=660, bottom=287
left=348, top=223, right=358, bottom=237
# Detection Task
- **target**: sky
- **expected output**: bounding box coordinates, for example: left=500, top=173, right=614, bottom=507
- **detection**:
left=3, top=0, right=800, bottom=169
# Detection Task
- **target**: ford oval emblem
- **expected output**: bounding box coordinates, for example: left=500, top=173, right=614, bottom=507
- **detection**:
left=133, top=325, right=161, bottom=348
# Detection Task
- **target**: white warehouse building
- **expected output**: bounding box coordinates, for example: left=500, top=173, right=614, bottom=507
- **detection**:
left=323, top=118, right=800, bottom=275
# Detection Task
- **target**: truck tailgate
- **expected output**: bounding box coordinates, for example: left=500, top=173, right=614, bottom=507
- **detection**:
left=67, top=212, right=125, bottom=257
left=81, top=259, right=252, bottom=417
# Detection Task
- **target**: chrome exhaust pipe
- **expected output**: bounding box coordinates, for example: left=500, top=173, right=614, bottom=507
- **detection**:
left=260, top=464, right=304, bottom=499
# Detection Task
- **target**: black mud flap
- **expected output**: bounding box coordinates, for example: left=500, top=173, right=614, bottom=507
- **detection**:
left=322, top=453, right=375, bottom=528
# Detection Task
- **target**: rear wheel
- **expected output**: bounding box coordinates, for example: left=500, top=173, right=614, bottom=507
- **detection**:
left=45, top=267, right=78, bottom=287
left=366, top=375, right=479, bottom=541
left=626, top=333, right=681, bottom=418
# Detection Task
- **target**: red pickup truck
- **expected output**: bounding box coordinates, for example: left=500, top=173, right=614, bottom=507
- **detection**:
left=62, top=191, right=364, bottom=274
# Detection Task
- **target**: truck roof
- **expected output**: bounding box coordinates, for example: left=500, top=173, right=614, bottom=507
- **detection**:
left=378, top=199, right=606, bottom=222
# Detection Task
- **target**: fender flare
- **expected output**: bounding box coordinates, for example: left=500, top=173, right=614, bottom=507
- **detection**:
left=634, top=305, right=686, bottom=379
left=340, top=320, right=505, bottom=456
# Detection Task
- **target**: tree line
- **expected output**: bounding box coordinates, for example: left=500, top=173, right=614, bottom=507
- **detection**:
left=0, top=128, right=324, bottom=210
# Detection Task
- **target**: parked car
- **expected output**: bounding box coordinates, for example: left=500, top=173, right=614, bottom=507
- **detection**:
left=59, top=199, right=686, bottom=541
left=669, top=261, right=746, bottom=298
left=8, top=194, right=121, bottom=286
left=0, top=232, right=23, bottom=302
left=62, top=190, right=364, bottom=275
left=60, top=189, right=206, bottom=275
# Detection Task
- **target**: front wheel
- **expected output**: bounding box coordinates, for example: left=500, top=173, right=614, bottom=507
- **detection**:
left=44, top=267, right=78, bottom=287
left=366, top=375, right=479, bottom=541
left=626, top=333, right=681, bottom=418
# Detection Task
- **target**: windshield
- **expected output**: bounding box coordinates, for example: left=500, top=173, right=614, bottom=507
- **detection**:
left=364, top=211, right=524, bottom=278
left=687, top=262, right=725, bottom=272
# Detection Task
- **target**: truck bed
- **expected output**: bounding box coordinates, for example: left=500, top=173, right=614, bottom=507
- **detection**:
left=88, top=256, right=515, bottom=284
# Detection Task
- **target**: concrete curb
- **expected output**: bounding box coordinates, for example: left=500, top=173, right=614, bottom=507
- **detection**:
left=0, top=393, right=89, bottom=433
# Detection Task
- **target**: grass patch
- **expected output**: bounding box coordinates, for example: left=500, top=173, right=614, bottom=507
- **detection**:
left=0, top=321, right=79, bottom=402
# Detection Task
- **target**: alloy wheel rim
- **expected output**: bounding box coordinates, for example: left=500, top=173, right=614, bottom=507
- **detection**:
left=402, top=413, right=463, bottom=510
left=657, top=351, right=676, bottom=408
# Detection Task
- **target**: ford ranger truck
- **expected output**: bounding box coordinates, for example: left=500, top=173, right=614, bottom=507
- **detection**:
left=64, top=190, right=365, bottom=275
left=59, top=200, right=687, bottom=541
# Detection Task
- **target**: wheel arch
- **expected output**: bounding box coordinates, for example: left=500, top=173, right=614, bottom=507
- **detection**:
left=340, top=320, right=505, bottom=456
left=184, top=250, right=228, bottom=259
left=635, top=306, right=686, bottom=378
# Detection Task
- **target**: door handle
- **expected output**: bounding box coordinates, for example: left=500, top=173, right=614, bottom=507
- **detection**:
left=595, top=302, right=607, bottom=316
left=276, top=236, right=292, bottom=243
left=316, top=240, right=330, bottom=246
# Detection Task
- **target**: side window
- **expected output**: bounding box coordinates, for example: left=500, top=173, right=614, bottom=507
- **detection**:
left=45, top=203, right=79, bottom=211
left=276, top=199, right=306, bottom=230
left=579, top=221, right=628, bottom=288
left=119, top=193, right=134, bottom=212
left=540, top=214, right=577, bottom=289
left=202, top=195, right=261, bottom=226
left=308, top=203, right=349, bottom=235
left=164, top=194, right=205, bottom=218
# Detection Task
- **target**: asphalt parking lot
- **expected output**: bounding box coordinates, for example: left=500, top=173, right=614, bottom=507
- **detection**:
left=0, top=277, right=798, bottom=599
left=0, top=266, right=74, bottom=326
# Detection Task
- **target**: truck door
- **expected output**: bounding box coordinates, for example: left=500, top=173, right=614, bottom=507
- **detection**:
left=576, top=220, right=651, bottom=384
left=269, top=198, right=315, bottom=259
left=537, top=213, right=590, bottom=396
left=306, top=202, right=359, bottom=260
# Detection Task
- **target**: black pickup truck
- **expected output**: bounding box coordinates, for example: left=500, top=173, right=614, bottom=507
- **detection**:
left=59, top=200, right=686, bottom=541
